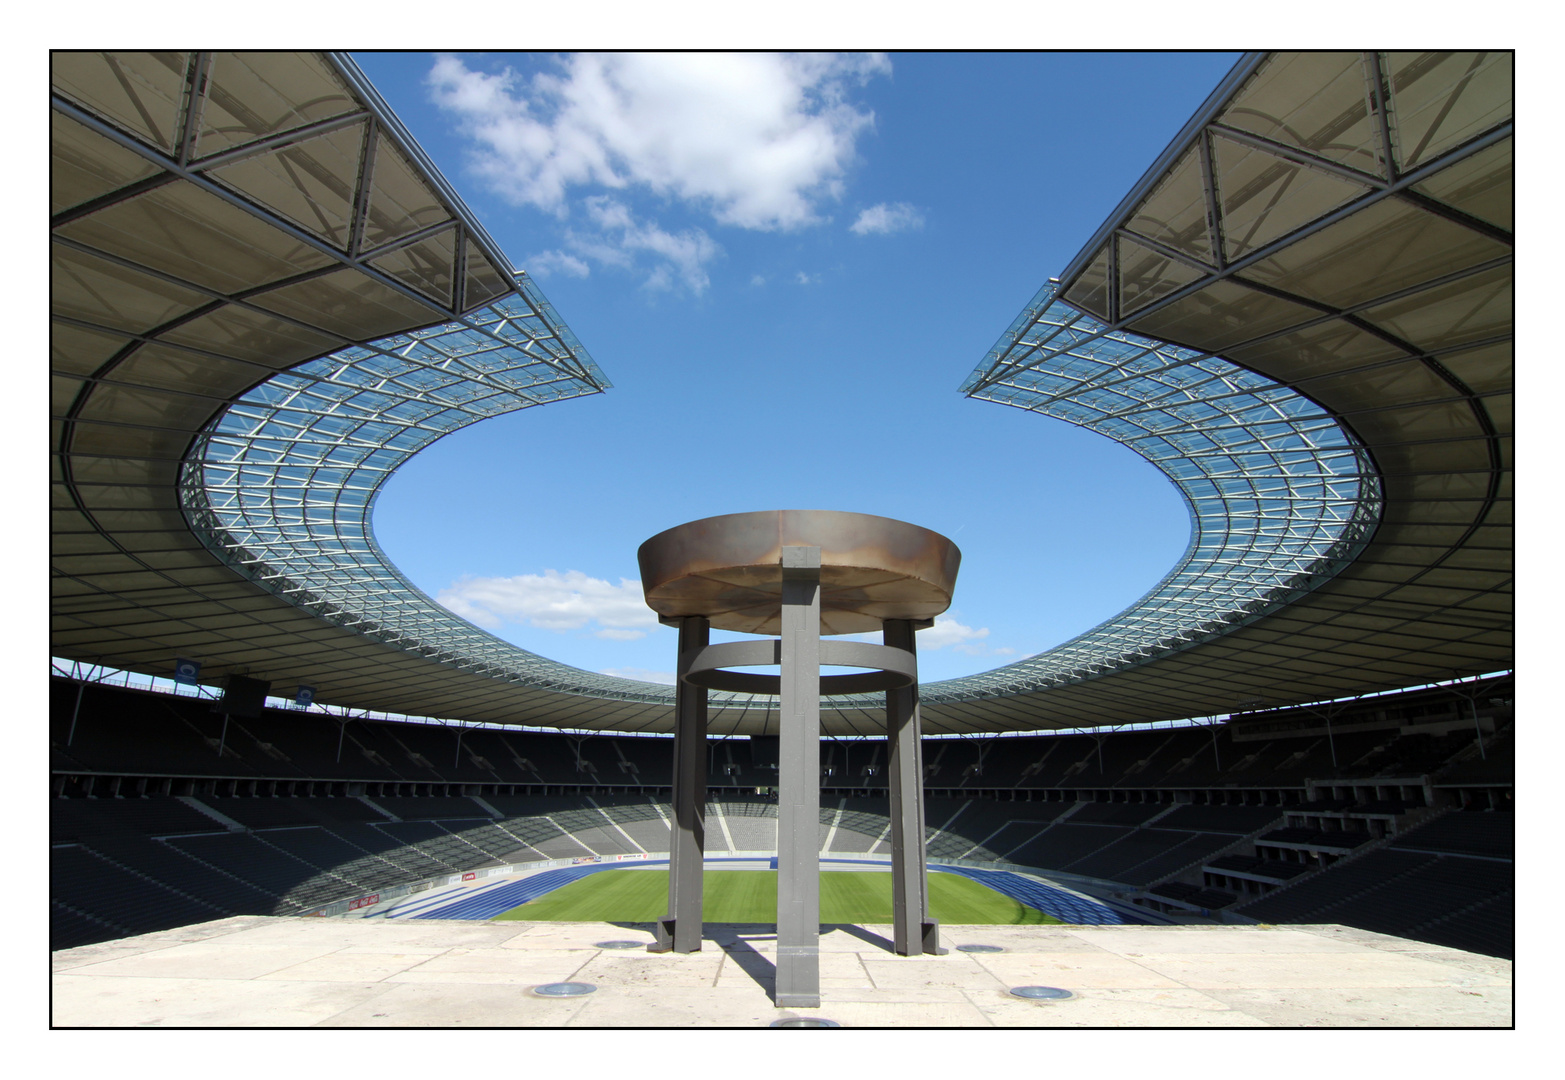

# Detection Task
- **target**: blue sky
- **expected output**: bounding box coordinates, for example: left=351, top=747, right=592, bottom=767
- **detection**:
left=355, top=52, right=1242, bottom=686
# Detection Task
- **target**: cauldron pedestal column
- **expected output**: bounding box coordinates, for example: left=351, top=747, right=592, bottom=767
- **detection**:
left=884, top=618, right=945, bottom=956
left=648, top=615, right=708, bottom=954
left=775, top=546, right=822, bottom=1008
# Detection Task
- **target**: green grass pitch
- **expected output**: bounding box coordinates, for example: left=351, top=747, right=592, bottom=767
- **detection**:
left=494, top=869, right=1062, bottom=924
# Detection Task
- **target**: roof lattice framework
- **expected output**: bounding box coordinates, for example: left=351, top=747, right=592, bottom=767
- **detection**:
left=51, top=51, right=1511, bottom=737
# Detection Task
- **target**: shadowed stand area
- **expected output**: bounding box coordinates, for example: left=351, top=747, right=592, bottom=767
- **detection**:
left=637, top=510, right=961, bottom=1007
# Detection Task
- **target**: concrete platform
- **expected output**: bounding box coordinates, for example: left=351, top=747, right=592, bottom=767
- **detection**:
left=51, top=916, right=1511, bottom=1028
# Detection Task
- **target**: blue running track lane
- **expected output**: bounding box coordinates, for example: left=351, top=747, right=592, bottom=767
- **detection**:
left=412, top=862, right=666, bottom=920
left=370, top=879, right=509, bottom=919
left=936, top=865, right=1152, bottom=925
left=402, top=857, right=1158, bottom=924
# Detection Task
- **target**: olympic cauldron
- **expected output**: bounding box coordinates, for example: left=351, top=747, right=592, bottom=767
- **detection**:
left=637, top=510, right=961, bottom=1009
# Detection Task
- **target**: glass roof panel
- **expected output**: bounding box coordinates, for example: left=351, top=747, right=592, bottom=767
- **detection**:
left=951, top=283, right=1378, bottom=702
left=1240, top=197, right=1510, bottom=309
left=1126, top=145, right=1213, bottom=264
left=1411, top=136, right=1513, bottom=232
left=462, top=247, right=513, bottom=312
left=1219, top=52, right=1384, bottom=175
left=56, top=181, right=335, bottom=296
left=1435, top=339, right=1511, bottom=395
left=158, top=305, right=343, bottom=367
left=70, top=421, right=192, bottom=458
left=51, top=320, right=133, bottom=376
left=195, top=51, right=359, bottom=158
left=368, top=226, right=457, bottom=306
left=52, top=375, right=83, bottom=417
left=51, top=52, right=189, bottom=153
left=1387, top=52, right=1513, bottom=170
left=110, top=343, right=261, bottom=397
left=76, top=382, right=223, bottom=429
left=209, top=120, right=366, bottom=250
left=1063, top=243, right=1111, bottom=320
left=51, top=112, right=166, bottom=216
left=180, top=287, right=626, bottom=702
left=249, top=266, right=441, bottom=340
left=1356, top=264, right=1512, bottom=352
left=1212, top=132, right=1372, bottom=261
left=361, top=133, right=451, bottom=250
left=51, top=242, right=211, bottom=334
left=1118, top=236, right=1205, bottom=316
left=1125, top=278, right=1320, bottom=352
left=1304, top=358, right=1462, bottom=415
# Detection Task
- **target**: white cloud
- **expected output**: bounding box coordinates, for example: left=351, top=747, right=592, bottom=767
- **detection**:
left=436, top=570, right=658, bottom=637
left=795, top=271, right=816, bottom=285
left=427, top=52, right=890, bottom=231
left=919, top=616, right=992, bottom=655
left=850, top=201, right=925, bottom=236
left=750, top=274, right=767, bottom=286
left=527, top=197, right=719, bottom=293
left=527, top=249, right=591, bottom=278
left=600, top=667, right=678, bottom=686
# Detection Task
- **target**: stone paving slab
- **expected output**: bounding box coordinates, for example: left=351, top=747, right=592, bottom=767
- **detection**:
left=52, top=974, right=393, bottom=1027
left=1204, top=986, right=1511, bottom=1026
left=50, top=916, right=1513, bottom=1028
left=967, top=986, right=1272, bottom=1028
left=973, top=952, right=1188, bottom=989
left=257, top=951, right=438, bottom=983
left=317, top=981, right=592, bottom=1027
left=1073, top=926, right=1372, bottom=955
left=58, top=941, right=341, bottom=981
left=1129, top=950, right=1511, bottom=990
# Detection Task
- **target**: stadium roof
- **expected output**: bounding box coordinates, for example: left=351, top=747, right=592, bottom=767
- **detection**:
left=51, top=51, right=1512, bottom=737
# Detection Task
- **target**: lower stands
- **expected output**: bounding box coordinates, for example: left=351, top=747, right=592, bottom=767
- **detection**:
left=50, top=677, right=1513, bottom=958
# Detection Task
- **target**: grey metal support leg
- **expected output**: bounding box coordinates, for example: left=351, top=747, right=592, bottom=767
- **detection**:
left=884, top=618, right=944, bottom=956
left=650, top=615, right=709, bottom=954
left=775, top=546, right=822, bottom=1008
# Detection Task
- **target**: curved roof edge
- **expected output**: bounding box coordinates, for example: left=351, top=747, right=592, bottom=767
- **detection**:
left=181, top=281, right=1378, bottom=716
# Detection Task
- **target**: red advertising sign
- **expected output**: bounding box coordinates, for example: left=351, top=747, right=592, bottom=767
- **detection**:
left=462, top=872, right=477, bottom=881
left=347, top=893, right=380, bottom=911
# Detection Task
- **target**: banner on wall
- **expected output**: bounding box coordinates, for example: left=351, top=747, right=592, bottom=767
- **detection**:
left=615, top=853, right=647, bottom=861
left=347, top=893, right=380, bottom=911
left=173, top=658, right=201, bottom=685
left=572, top=856, right=602, bottom=865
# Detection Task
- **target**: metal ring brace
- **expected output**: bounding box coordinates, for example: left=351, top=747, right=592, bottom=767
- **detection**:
left=678, top=639, right=917, bottom=696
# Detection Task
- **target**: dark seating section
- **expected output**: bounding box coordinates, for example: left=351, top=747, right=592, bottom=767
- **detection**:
left=53, top=845, right=228, bottom=940
left=1259, top=826, right=1372, bottom=850
left=1147, top=881, right=1238, bottom=909
left=52, top=795, right=224, bottom=841
left=374, top=821, right=501, bottom=871
left=1155, top=804, right=1282, bottom=834
left=1207, top=854, right=1312, bottom=881
left=1436, top=731, right=1513, bottom=784
left=51, top=677, right=1513, bottom=954
left=369, top=796, right=492, bottom=820
left=1234, top=845, right=1513, bottom=959
left=53, top=676, right=1507, bottom=794
left=1389, top=812, right=1513, bottom=859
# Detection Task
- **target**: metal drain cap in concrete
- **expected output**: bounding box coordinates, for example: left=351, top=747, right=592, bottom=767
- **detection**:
left=770, top=1017, right=841, bottom=1028
left=594, top=940, right=645, bottom=949
left=533, top=982, right=597, bottom=997
left=1009, top=985, right=1075, bottom=1000
left=957, top=944, right=1005, bottom=953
